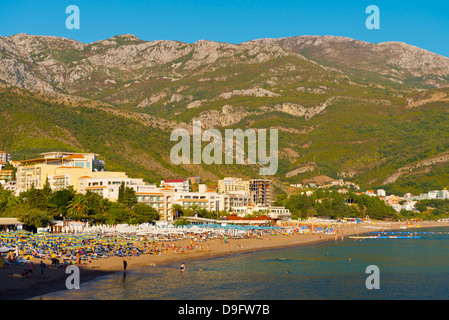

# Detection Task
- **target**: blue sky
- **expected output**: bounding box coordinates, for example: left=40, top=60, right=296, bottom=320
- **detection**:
left=0, top=0, right=448, bottom=57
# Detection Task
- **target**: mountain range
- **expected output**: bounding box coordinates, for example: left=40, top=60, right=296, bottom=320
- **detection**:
left=1, top=33, right=449, bottom=195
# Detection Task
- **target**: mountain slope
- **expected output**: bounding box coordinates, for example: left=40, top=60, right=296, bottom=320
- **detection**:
left=1, top=34, right=449, bottom=195
left=247, top=35, right=449, bottom=89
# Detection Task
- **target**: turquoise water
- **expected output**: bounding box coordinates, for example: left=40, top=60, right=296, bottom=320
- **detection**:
left=35, top=227, right=449, bottom=299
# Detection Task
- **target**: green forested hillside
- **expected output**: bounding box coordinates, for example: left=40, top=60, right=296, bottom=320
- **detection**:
left=2, top=34, right=449, bottom=196
left=2, top=85, right=449, bottom=195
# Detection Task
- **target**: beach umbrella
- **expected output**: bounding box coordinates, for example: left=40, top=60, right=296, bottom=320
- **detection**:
left=0, top=247, right=15, bottom=253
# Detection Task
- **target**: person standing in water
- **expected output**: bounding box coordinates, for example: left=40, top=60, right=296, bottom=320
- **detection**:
left=180, top=262, right=185, bottom=273
left=123, top=259, right=128, bottom=274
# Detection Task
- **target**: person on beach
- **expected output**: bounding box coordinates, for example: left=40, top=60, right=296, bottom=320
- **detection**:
left=180, top=262, right=185, bottom=272
left=88, top=255, right=92, bottom=269
left=123, top=259, right=128, bottom=273
left=22, top=262, right=34, bottom=279
left=39, top=261, right=46, bottom=280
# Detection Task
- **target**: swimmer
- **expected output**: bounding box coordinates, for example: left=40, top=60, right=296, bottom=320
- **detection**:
left=180, top=262, right=185, bottom=272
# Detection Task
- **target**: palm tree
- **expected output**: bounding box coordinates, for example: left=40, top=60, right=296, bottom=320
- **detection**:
left=171, top=203, right=184, bottom=220
left=66, top=195, right=89, bottom=220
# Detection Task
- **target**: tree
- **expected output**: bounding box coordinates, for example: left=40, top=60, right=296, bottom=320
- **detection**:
left=14, top=205, right=52, bottom=231
left=117, top=182, right=137, bottom=209
left=19, top=184, right=49, bottom=211
left=118, top=182, right=125, bottom=203
left=132, top=203, right=160, bottom=223
left=105, top=202, right=129, bottom=225
left=66, top=194, right=89, bottom=220
left=42, top=177, right=52, bottom=198
left=0, top=188, right=19, bottom=213
left=173, top=218, right=190, bottom=227
left=171, top=203, right=184, bottom=219
left=50, top=188, right=76, bottom=216
left=84, top=191, right=110, bottom=224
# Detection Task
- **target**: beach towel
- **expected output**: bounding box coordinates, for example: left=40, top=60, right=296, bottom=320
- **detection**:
left=8, top=273, right=22, bottom=278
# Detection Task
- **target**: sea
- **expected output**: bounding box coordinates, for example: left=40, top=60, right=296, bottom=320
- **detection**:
left=33, top=226, right=449, bottom=300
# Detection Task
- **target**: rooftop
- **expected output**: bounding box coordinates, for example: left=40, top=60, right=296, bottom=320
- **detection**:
left=164, top=179, right=186, bottom=183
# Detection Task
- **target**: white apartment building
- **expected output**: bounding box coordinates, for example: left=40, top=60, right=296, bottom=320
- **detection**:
left=0, top=180, right=17, bottom=193
left=229, top=194, right=252, bottom=208
left=232, top=205, right=291, bottom=221
left=409, top=189, right=449, bottom=201
left=174, top=191, right=231, bottom=213
left=160, top=179, right=190, bottom=192
left=135, top=186, right=175, bottom=221
left=79, top=176, right=153, bottom=201
left=0, top=151, right=11, bottom=167
left=136, top=188, right=232, bottom=221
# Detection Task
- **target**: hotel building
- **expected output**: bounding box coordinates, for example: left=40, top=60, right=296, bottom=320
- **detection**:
left=136, top=186, right=232, bottom=221
left=249, top=179, right=272, bottom=207
left=16, top=152, right=123, bottom=193
left=0, top=151, right=11, bottom=165
left=232, top=205, right=291, bottom=221
left=217, top=177, right=250, bottom=194
left=0, top=170, right=13, bottom=181
left=160, top=179, right=190, bottom=192
left=79, top=176, right=156, bottom=201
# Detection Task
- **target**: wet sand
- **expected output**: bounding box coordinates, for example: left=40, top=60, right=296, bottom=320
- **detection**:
left=1, top=220, right=447, bottom=300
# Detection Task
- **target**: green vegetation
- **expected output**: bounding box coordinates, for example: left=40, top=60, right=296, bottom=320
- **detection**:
left=2, top=35, right=449, bottom=199
left=403, top=199, right=449, bottom=220
left=275, top=189, right=399, bottom=221
left=276, top=189, right=449, bottom=221
left=0, top=183, right=159, bottom=231
left=171, top=203, right=226, bottom=220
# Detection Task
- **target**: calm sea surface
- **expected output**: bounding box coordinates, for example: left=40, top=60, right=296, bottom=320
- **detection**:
left=35, top=227, right=449, bottom=300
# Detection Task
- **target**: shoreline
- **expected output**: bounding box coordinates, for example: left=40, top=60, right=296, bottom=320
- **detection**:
left=1, top=220, right=448, bottom=300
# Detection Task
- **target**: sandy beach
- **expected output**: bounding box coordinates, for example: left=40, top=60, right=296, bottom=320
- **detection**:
left=1, top=220, right=447, bottom=300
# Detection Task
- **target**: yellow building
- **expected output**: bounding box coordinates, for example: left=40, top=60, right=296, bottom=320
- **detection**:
left=0, top=170, right=13, bottom=181
left=217, top=177, right=250, bottom=194
left=16, top=152, right=127, bottom=193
